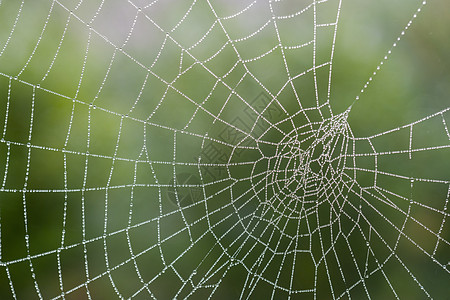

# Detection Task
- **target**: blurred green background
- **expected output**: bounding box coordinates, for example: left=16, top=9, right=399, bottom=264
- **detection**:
left=0, top=0, right=449, bottom=299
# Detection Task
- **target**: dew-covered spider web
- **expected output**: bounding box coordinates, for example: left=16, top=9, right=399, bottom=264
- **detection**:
left=0, top=0, right=449, bottom=299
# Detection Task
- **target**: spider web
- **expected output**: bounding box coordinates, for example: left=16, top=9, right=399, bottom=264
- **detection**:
left=0, top=0, right=449, bottom=299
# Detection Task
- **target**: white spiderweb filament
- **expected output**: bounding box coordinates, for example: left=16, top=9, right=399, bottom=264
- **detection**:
left=0, top=0, right=448, bottom=299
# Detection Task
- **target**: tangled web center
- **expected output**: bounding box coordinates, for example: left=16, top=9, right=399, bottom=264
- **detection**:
left=254, top=110, right=350, bottom=218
